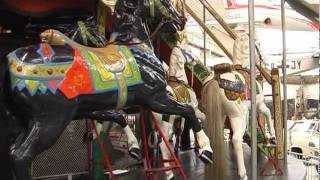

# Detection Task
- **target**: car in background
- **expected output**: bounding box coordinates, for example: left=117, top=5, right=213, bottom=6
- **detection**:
left=288, top=119, right=320, bottom=157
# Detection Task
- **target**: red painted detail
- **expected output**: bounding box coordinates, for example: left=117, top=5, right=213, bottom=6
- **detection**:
left=226, top=0, right=236, bottom=8
left=3, top=0, right=94, bottom=15
left=46, top=80, right=60, bottom=91
left=41, top=43, right=52, bottom=61
left=226, top=4, right=279, bottom=10
left=185, top=68, right=203, bottom=98
left=303, top=19, right=320, bottom=30
left=59, top=48, right=94, bottom=99
left=159, top=38, right=173, bottom=65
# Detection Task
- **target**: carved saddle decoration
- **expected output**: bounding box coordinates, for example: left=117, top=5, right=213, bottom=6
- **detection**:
left=213, top=63, right=246, bottom=101
left=7, top=29, right=142, bottom=108
left=167, top=76, right=192, bottom=103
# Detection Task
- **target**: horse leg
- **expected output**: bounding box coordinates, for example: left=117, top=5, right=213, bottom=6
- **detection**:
left=157, top=116, right=174, bottom=180
left=174, top=117, right=185, bottom=153
left=88, top=110, right=140, bottom=160
left=189, top=89, right=206, bottom=122
left=220, top=89, right=247, bottom=179
left=10, top=112, right=73, bottom=180
left=147, top=93, right=213, bottom=164
left=229, top=115, right=248, bottom=180
left=258, top=102, right=276, bottom=144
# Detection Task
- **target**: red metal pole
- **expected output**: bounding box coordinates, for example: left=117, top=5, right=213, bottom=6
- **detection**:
left=150, top=113, right=188, bottom=180
left=140, top=109, right=152, bottom=179
left=91, top=121, right=116, bottom=180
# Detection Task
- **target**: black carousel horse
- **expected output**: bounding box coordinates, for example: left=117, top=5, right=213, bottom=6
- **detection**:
left=3, top=0, right=213, bottom=180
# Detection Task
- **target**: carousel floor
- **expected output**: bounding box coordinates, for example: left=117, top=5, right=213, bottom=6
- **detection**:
left=41, top=142, right=306, bottom=180
left=110, top=142, right=306, bottom=180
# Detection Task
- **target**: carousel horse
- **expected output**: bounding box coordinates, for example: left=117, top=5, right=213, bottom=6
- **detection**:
left=200, top=33, right=276, bottom=180
left=169, top=33, right=276, bottom=180
left=4, top=0, right=213, bottom=179
left=64, top=9, right=196, bottom=180
left=152, top=42, right=207, bottom=180
left=61, top=16, right=142, bottom=160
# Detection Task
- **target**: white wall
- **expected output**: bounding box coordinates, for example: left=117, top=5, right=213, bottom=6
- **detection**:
left=263, top=82, right=319, bottom=101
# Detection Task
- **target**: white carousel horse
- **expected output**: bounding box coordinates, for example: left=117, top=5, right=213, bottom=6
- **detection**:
left=200, top=33, right=276, bottom=180
left=232, top=33, right=276, bottom=142
left=152, top=45, right=207, bottom=180
left=202, top=64, right=249, bottom=180
left=166, top=33, right=276, bottom=180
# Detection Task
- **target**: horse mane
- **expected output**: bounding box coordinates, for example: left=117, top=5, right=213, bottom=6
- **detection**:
left=201, top=80, right=225, bottom=179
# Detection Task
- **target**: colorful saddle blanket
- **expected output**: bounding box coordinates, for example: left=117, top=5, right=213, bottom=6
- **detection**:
left=7, top=43, right=142, bottom=106
left=218, top=75, right=246, bottom=101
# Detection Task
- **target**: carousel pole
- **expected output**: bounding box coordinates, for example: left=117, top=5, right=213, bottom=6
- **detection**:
left=248, top=0, right=257, bottom=179
left=203, top=4, right=207, bottom=66
left=280, top=0, right=288, bottom=174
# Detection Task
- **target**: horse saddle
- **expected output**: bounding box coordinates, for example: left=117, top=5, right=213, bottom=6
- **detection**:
left=40, top=29, right=126, bottom=73
left=168, top=76, right=191, bottom=103
left=213, top=63, right=234, bottom=75
left=7, top=30, right=142, bottom=100
left=87, top=45, right=127, bottom=73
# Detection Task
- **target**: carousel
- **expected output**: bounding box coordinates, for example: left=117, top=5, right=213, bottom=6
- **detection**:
left=0, top=0, right=318, bottom=180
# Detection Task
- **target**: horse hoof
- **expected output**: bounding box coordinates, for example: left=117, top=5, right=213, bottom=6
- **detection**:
left=269, top=137, right=277, bottom=145
left=240, top=174, right=248, bottom=180
left=165, top=172, right=174, bottom=180
left=129, top=147, right=140, bottom=160
left=199, top=150, right=213, bottom=164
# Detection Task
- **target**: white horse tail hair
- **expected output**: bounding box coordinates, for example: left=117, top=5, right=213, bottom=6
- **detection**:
left=201, top=80, right=225, bottom=180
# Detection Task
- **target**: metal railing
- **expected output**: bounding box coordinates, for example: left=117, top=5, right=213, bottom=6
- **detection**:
left=288, top=151, right=320, bottom=180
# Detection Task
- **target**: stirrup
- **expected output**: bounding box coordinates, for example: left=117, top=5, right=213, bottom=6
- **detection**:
left=199, top=150, right=213, bottom=164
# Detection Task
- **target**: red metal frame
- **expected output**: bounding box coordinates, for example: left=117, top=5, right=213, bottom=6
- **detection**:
left=260, top=146, right=283, bottom=176
left=257, top=118, right=283, bottom=177
left=88, top=120, right=116, bottom=180
left=140, top=109, right=188, bottom=180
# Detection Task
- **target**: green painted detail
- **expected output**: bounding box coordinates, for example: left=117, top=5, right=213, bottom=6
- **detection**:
left=159, top=32, right=179, bottom=48
left=79, top=45, right=142, bottom=93
left=246, top=129, right=269, bottom=156
left=149, top=0, right=155, bottom=18
left=93, top=131, right=108, bottom=180
left=9, top=57, right=72, bottom=80
left=78, top=21, right=104, bottom=47
left=156, top=0, right=169, bottom=18
left=78, top=21, right=88, bottom=46
left=96, top=1, right=106, bottom=37
left=120, top=46, right=143, bottom=85
left=256, top=82, right=260, bottom=94
left=10, top=75, right=19, bottom=88
left=186, top=61, right=211, bottom=84
left=116, top=73, right=127, bottom=109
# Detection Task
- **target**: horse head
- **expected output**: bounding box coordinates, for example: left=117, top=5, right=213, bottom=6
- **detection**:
left=40, top=29, right=66, bottom=45
left=149, top=0, right=187, bottom=32
left=233, top=33, right=250, bottom=68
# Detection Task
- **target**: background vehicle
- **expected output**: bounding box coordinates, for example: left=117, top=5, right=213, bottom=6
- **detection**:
left=288, top=119, right=320, bottom=157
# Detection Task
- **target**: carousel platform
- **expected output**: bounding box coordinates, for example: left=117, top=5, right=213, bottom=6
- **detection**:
left=32, top=141, right=306, bottom=180
left=109, top=142, right=306, bottom=180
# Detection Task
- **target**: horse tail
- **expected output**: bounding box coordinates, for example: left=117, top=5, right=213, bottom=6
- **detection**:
left=201, top=80, right=225, bottom=180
